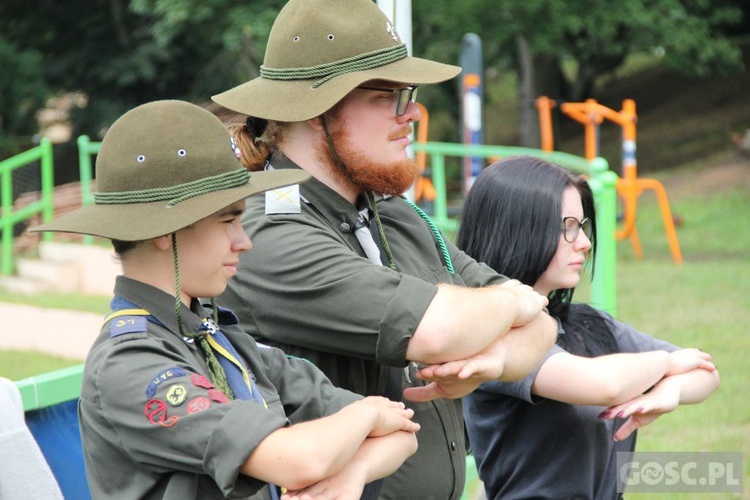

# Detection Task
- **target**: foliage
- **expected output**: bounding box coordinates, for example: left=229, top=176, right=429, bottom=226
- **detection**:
left=0, top=37, right=49, bottom=156
left=0, top=0, right=748, bottom=155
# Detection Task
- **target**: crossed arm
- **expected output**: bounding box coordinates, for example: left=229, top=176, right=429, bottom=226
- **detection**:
left=402, top=280, right=557, bottom=402
left=241, top=397, right=419, bottom=493
left=532, top=347, right=719, bottom=440
left=599, top=359, right=720, bottom=441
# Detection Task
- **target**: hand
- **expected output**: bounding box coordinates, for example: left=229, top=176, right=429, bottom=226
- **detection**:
left=403, top=339, right=507, bottom=402
left=498, top=280, right=548, bottom=326
left=666, top=348, right=716, bottom=376
left=357, top=397, right=420, bottom=437
left=598, top=377, right=682, bottom=441
left=281, top=461, right=366, bottom=500
left=613, top=411, right=664, bottom=442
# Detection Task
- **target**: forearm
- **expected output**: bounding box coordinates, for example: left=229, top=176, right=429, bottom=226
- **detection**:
left=350, top=432, right=419, bottom=485
left=657, top=368, right=720, bottom=404
left=407, top=284, right=518, bottom=364
left=533, top=350, right=674, bottom=406
left=490, top=312, right=558, bottom=381
left=281, top=432, right=418, bottom=500
left=241, top=402, right=378, bottom=490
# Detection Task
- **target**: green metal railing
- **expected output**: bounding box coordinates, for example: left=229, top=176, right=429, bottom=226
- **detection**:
left=77, top=135, right=101, bottom=244
left=412, top=142, right=618, bottom=315
left=0, top=138, right=55, bottom=275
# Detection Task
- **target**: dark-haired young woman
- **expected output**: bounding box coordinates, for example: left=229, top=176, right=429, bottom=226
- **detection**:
left=455, top=156, right=720, bottom=499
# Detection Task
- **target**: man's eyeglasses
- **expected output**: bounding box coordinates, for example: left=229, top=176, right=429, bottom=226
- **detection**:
left=357, top=85, right=419, bottom=116
left=561, top=217, right=593, bottom=243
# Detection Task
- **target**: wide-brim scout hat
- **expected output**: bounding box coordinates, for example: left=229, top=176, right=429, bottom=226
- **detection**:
left=32, top=100, right=309, bottom=241
left=211, top=0, right=461, bottom=122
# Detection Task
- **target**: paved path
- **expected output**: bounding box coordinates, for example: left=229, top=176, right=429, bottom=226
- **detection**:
left=0, top=302, right=103, bottom=360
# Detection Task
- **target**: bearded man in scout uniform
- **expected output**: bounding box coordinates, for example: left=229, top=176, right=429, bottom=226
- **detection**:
left=212, top=0, right=559, bottom=498
left=32, top=100, right=422, bottom=499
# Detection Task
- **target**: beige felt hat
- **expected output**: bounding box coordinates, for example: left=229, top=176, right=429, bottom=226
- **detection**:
left=31, top=100, right=309, bottom=241
left=212, top=0, right=461, bottom=122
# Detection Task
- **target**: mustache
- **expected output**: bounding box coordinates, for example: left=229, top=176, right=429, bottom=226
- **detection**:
left=387, top=125, right=413, bottom=141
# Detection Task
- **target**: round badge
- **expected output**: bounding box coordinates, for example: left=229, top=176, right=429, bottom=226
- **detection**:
left=145, top=399, right=167, bottom=424
left=186, top=396, right=211, bottom=414
left=166, top=384, right=188, bottom=406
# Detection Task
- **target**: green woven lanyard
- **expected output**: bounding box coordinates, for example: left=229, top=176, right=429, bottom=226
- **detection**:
left=171, top=236, right=235, bottom=400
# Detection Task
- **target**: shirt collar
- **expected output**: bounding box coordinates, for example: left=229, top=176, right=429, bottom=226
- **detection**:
left=113, top=275, right=206, bottom=335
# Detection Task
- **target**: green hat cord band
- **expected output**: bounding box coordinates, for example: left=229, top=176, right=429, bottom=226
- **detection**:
left=94, top=168, right=250, bottom=206
left=260, top=44, right=408, bottom=89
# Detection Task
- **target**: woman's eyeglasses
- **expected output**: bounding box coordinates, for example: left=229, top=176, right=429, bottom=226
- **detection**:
left=561, top=217, right=593, bottom=243
left=357, top=85, right=419, bottom=116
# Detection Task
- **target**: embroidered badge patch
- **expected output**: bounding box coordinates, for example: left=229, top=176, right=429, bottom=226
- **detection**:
left=190, top=374, right=214, bottom=389
left=166, top=384, right=188, bottom=406
left=145, top=399, right=167, bottom=424
left=146, top=367, right=187, bottom=398
left=110, top=316, right=148, bottom=338
left=265, top=184, right=301, bottom=214
left=208, top=389, right=230, bottom=404
left=187, top=396, right=211, bottom=414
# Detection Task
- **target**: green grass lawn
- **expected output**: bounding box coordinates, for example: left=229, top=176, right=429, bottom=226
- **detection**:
left=607, top=175, right=750, bottom=499
left=2, top=163, right=748, bottom=498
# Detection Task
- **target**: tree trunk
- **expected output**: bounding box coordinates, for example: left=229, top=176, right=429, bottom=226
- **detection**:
left=516, top=34, right=537, bottom=148
left=516, top=34, right=566, bottom=148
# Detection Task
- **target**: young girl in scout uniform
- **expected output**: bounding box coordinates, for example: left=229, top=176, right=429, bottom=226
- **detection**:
left=32, top=100, right=419, bottom=500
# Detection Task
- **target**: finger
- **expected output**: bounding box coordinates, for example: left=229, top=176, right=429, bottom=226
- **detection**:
left=432, top=361, right=469, bottom=378
left=403, top=383, right=443, bottom=402
left=457, top=360, right=485, bottom=379
left=614, top=417, right=639, bottom=441
left=697, top=360, right=717, bottom=372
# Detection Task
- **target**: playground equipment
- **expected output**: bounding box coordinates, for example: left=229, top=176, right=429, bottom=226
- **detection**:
left=0, top=138, right=55, bottom=275
left=77, top=135, right=102, bottom=245
left=412, top=102, right=437, bottom=203
left=459, top=33, right=484, bottom=193
left=413, top=141, right=619, bottom=316
left=535, top=96, right=683, bottom=264
left=16, top=366, right=90, bottom=499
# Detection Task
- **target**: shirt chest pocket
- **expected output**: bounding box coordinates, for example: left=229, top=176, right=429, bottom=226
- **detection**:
left=417, top=266, right=466, bottom=287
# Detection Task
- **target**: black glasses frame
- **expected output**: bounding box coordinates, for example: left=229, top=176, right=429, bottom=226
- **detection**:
left=561, top=216, right=593, bottom=243
left=357, top=85, right=419, bottom=116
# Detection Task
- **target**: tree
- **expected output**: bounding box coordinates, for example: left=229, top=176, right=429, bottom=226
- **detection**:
left=412, top=0, right=745, bottom=146
left=0, top=0, right=283, bottom=169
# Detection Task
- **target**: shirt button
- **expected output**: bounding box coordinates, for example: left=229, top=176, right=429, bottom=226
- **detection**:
left=339, top=222, right=351, bottom=233
left=450, top=441, right=457, bottom=451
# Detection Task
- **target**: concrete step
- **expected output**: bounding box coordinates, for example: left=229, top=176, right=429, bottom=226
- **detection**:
left=39, top=241, right=87, bottom=263
left=0, top=275, right=55, bottom=296
left=11, top=242, right=119, bottom=296
left=16, top=258, right=79, bottom=293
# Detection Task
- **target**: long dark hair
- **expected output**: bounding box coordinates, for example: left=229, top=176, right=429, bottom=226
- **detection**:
left=457, top=156, right=617, bottom=356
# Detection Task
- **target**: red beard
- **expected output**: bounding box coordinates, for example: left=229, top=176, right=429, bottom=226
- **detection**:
left=316, top=119, right=419, bottom=196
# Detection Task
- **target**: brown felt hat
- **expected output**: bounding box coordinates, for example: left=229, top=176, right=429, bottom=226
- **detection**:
left=211, top=0, right=461, bottom=122
left=31, top=100, right=309, bottom=241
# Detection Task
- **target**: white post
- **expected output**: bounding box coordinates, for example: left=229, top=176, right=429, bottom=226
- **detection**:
left=377, top=0, right=416, bottom=201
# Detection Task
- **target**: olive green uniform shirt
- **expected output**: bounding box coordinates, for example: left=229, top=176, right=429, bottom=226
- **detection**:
left=219, top=153, right=508, bottom=499
left=80, top=276, right=360, bottom=499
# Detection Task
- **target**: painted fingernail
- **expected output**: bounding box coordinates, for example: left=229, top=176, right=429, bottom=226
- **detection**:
left=598, top=411, right=611, bottom=419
